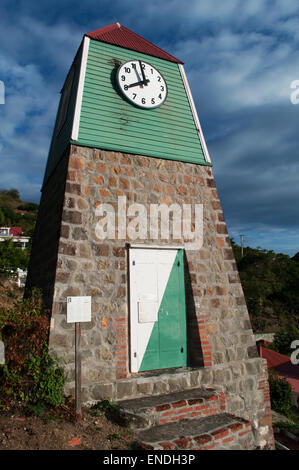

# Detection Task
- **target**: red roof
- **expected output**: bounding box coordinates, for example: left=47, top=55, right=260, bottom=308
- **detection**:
left=9, top=227, right=22, bottom=237
left=86, top=23, right=183, bottom=64
left=260, top=346, right=299, bottom=394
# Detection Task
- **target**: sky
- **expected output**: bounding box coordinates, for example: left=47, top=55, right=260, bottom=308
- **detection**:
left=0, top=0, right=298, bottom=256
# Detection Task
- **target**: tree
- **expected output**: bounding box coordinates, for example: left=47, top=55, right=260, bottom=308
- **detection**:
left=292, top=252, right=299, bottom=264
left=6, top=189, right=20, bottom=201
left=270, top=326, right=299, bottom=356
left=231, top=241, right=299, bottom=332
left=0, top=239, right=29, bottom=274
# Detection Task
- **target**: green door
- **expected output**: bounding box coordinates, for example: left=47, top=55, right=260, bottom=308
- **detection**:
left=139, top=249, right=187, bottom=371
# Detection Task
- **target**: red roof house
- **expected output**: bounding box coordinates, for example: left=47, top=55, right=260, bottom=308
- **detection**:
left=9, top=227, right=23, bottom=237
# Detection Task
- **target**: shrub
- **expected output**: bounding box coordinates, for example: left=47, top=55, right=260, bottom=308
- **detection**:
left=0, top=290, right=65, bottom=408
left=268, top=370, right=293, bottom=417
left=26, top=347, right=65, bottom=407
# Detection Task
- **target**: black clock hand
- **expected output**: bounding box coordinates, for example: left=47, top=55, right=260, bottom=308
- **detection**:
left=127, top=79, right=150, bottom=88
left=133, top=65, right=142, bottom=83
left=139, top=61, right=148, bottom=86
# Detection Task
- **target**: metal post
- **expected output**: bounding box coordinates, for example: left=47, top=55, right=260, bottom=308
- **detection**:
left=240, top=234, right=244, bottom=258
left=75, top=322, right=82, bottom=420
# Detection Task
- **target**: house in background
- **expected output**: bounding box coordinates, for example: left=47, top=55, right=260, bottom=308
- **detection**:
left=0, top=227, right=30, bottom=250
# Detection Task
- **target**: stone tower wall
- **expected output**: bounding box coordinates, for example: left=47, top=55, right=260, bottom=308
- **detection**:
left=26, top=143, right=274, bottom=449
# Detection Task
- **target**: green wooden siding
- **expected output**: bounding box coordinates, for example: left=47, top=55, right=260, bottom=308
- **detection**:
left=76, top=40, right=206, bottom=165
left=42, top=43, right=83, bottom=187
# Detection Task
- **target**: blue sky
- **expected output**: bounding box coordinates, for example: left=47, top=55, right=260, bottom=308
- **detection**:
left=0, top=0, right=298, bottom=256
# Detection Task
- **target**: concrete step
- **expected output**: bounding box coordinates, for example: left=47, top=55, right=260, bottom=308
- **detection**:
left=136, top=413, right=256, bottom=450
left=116, top=387, right=226, bottom=430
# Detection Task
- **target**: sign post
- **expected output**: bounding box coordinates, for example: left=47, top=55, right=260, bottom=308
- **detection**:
left=0, top=340, right=5, bottom=365
left=75, top=322, right=82, bottom=418
left=67, top=296, right=91, bottom=420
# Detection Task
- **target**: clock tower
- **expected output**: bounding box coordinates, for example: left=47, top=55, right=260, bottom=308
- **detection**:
left=26, top=23, right=274, bottom=450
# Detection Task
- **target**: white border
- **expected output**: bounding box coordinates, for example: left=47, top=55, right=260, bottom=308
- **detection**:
left=129, top=243, right=183, bottom=250
left=178, top=64, right=211, bottom=164
left=71, top=36, right=90, bottom=141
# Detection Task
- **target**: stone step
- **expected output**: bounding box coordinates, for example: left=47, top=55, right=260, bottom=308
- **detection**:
left=136, top=413, right=255, bottom=450
left=116, top=387, right=226, bottom=430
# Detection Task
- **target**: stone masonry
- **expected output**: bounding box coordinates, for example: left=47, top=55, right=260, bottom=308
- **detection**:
left=26, top=143, right=275, bottom=449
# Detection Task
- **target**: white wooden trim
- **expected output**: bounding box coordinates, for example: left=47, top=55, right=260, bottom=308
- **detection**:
left=178, top=64, right=211, bottom=164
left=129, top=243, right=184, bottom=250
left=71, top=36, right=90, bottom=141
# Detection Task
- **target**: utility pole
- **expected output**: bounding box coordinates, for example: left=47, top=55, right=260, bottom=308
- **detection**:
left=240, top=235, right=244, bottom=257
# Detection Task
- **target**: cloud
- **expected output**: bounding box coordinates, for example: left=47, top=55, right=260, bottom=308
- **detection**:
left=0, top=13, right=84, bottom=202
left=0, top=0, right=298, bottom=255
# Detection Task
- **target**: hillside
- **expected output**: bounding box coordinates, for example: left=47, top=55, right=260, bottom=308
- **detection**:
left=231, top=240, right=299, bottom=333
left=0, top=189, right=39, bottom=237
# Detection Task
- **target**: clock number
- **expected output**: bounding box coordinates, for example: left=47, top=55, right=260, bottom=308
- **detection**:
left=160, top=86, right=164, bottom=91
left=151, top=68, right=154, bottom=74
left=125, top=67, right=131, bottom=73
left=158, top=94, right=162, bottom=100
left=133, top=93, right=137, bottom=100
left=124, top=85, right=128, bottom=90
left=121, top=75, right=126, bottom=81
left=131, top=63, right=136, bottom=69
left=151, top=98, right=155, bottom=104
left=157, top=76, right=161, bottom=82
left=141, top=64, right=146, bottom=69
left=141, top=98, right=146, bottom=104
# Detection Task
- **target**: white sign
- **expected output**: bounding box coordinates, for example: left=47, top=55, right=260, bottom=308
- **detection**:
left=67, top=296, right=91, bottom=323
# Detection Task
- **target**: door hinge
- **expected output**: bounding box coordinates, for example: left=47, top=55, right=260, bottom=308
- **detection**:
left=134, top=352, right=137, bottom=357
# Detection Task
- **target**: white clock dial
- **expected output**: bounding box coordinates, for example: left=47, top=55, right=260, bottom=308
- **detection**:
left=117, top=60, right=167, bottom=109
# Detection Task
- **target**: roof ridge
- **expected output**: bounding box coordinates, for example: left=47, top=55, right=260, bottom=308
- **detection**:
left=85, top=23, right=183, bottom=64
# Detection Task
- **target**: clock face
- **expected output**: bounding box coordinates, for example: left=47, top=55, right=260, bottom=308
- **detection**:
left=117, top=60, right=167, bottom=109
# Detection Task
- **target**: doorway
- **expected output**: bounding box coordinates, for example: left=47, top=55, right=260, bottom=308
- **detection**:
left=129, top=248, right=187, bottom=373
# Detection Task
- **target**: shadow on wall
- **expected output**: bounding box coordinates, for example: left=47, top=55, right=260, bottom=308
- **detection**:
left=183, top=251, right=204, bottom=368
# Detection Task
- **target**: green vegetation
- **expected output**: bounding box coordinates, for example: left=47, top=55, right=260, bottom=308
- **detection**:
left=0, top=188, right=38, bottom=236
left=273, top=421, right=299, bottom=438
left=0, top=290, right=65, bottom=409
left=268, top=371, right=293, bottom=417
left=267, top=326, right=299, bottom=356
left=0, top=239, right=29, bottom=274
left=89, top=399, right=119, bottom=417
left=231, top=240, right=299, bottom=332
left=0, top=188, right=39, bottom=274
